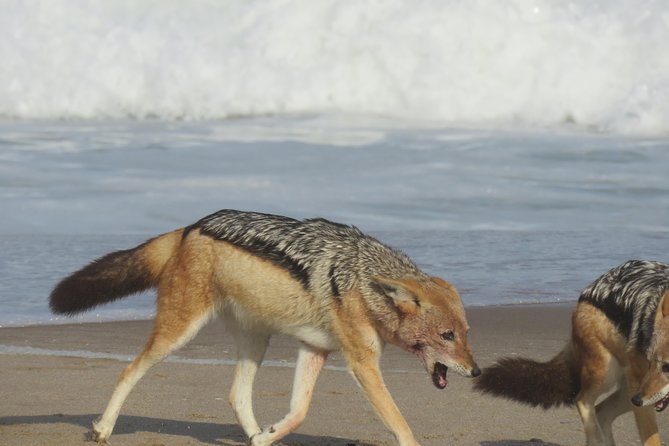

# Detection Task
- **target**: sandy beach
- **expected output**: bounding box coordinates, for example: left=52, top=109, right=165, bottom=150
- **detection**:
left=1, top=304, right=666, bottom=446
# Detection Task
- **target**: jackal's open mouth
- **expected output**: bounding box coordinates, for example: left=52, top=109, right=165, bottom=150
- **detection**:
left=432, top=362, right=448, bottom=389
left=655, top=393, right=669, bottom=412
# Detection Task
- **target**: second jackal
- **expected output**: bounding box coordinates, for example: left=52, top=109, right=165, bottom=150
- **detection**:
left=475, top=260, right=669, bottom=446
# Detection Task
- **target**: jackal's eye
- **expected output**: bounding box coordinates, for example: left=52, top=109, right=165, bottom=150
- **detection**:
left=662, top=363, right=669, bottom=374
left=441, top=330, right=455, bottom=341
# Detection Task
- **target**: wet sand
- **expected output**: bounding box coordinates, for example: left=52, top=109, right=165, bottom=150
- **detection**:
left=0, top=304, right=665, bottom=445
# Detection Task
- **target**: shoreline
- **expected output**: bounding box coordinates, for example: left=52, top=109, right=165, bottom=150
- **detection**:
left=0, top=300, right=579, bottom=330
left=0, top=302, right=576, bottom=368
left=1, top=302, right=665, bottom=445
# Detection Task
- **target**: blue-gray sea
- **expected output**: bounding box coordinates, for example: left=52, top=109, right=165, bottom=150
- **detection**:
left=1, top=118, right=667, bottom=326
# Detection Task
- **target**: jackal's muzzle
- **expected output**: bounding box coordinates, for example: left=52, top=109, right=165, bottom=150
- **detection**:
left=631, top=390, right=669, bottom=412
left=430, top=361, right=480, bottom=389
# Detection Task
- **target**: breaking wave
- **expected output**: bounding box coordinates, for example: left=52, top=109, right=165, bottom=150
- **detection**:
left=2, top=0, right=669, bottom=134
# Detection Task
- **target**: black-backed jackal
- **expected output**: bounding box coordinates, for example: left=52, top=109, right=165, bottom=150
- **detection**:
left=50, top=209, right=480, bottom=446
left=475, top=260, right=669, bottom=446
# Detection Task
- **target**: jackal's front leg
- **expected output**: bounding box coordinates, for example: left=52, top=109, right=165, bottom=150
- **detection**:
left=339, top=327, right=420, bottom=446
left=335, top=292, right=421, bottom=446
left=347, top=355, right=420, bottom=446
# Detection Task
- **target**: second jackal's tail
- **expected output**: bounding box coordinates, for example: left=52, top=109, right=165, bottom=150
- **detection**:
left=49, top=230, right=183, bottom=316
left=473, top=347, right=580, bottom=409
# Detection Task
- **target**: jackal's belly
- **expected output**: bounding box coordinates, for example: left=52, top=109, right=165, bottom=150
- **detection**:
left=284, top=325, right=339, bottom=351
left=221, top=298, right=339, bottom=350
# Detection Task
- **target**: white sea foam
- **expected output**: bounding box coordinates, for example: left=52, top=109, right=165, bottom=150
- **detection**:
left=2, top=0, right=668, bottom=134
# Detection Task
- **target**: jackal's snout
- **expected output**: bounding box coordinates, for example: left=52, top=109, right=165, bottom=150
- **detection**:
left=429, top=355, right=480, bottom=389
left=422, top=324, right=480, bottom=389
left=445, top=353, right=481, bottom=377
left=631, top=373, right=669, bottom=412
left=630, top=388, right=669, bottom=412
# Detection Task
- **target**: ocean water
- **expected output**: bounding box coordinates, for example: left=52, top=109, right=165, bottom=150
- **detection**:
left=1, top=118, right=668, bottom=326
left=1, top=1, right=668, bottom=326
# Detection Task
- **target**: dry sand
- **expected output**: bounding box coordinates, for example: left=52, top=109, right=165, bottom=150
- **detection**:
left=1, top=304, right=666, bottom=446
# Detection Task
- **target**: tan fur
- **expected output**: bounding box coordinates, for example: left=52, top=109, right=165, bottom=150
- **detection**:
left=143, top=229, right=185, bottom=280
left=633, top=291, right=669, bottom=423
left=561, top=302, right=661, bottom=446
left=56, top=228, right=477, bottom=446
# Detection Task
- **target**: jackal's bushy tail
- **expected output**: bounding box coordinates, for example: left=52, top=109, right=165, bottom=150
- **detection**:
left=49, top=230, right=182, bottom=316
left=474, top=348, right=580, bottom=409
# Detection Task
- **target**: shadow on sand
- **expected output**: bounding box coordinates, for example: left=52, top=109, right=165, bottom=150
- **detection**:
left=0, top=413, right=376, bottom=445
left=480, top=440, right=561, bottom=446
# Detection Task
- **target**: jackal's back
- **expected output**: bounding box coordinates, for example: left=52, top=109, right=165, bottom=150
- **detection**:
left=188, top=209, right=425, bottom=299
left=579, top=260, right=669, bottom=353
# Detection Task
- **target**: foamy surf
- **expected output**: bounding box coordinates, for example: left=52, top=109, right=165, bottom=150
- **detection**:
left=2, top=0, right=668, bottom=134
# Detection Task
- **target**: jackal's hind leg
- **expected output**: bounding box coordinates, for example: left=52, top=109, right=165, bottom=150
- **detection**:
left=92, top=309, right=214, bottom=443
left=228, top=330, right=270, bottom=440
left=595, top=383, right=629, bottom=446
left=577, top=386, right=610, bottom=446
left=573, top=305, right=620, bottom=446
left=249, top=345, right=328, bottom=446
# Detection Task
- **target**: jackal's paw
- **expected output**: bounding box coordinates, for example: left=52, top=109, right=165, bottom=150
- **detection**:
left=90, top=430, right=110, bottom=444
left=91, top=419, right=112, bottom=444
left=248, top=427, right=284, bottom=446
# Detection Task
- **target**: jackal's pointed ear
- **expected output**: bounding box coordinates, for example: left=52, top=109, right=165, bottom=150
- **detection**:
left=661, top=290, right=669, bottom=318
left=370, top=277, right=421, bottom=315
left=655, top=290, right=669, bottom=326
left=431, top=276, right=458, bottom=293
